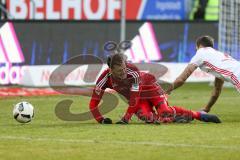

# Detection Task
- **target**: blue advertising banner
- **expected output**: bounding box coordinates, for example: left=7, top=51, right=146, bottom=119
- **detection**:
left=141, top=0, right=186, bottom=20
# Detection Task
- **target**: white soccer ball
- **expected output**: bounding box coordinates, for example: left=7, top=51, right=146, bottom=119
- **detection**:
left=13, top=101, right=34, bottom=123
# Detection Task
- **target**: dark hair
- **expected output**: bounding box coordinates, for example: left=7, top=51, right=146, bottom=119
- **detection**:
left=107, top=53, right=127, bottom=69
left=196, top=35, right=214, bottom=48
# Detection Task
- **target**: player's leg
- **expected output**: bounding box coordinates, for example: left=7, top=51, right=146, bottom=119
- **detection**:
left=149, top=95, right=173, bottom=119
left=140, top=95, right=175, bottom=123
left=140, top=80, right=172, bottom=116
left=171, top=106, right=221, bottom=123
left=135, top=100, right=158, bottom=123
left=170, top=106, right=199, bottom=122
left=149, top=96, right=221, bottom=123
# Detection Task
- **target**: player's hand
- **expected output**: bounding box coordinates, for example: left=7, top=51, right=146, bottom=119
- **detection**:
left=101, top=118, right=112, bottom=124
left=201, top=107, right=211, bottom=113
left=116, top=119, right=128, bottom=124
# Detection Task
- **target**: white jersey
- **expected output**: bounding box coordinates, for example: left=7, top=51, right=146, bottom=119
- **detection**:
left=190, top=47, right=240, bottom=91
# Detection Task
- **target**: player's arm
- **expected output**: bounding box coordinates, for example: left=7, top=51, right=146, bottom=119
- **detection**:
left=167, top=64, right=197, bottom=93
left=116, top=83, right=141, bottom=124
left=89, top=88, right=109, bottom=123
left=202, top=77, right=224, bottom=112
left=167, top=50, right=203, bottom=94
left=89, top=71, right=112, bottom=124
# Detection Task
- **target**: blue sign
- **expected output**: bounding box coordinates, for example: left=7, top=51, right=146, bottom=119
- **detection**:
left=141, top=0, right=186, bottom=20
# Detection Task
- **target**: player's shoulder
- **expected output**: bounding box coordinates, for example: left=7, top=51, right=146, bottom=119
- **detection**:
left=140, top=72, right=156, bottom=84
left=101, top=68, right=111, bottom=75
left=196, top=47, right=215, bottom=55
left=97, top=68, right=111, bottom=82
left=126, top=63, right=139, bottom=70
left=196, top=48, right=205, bottom=55
left=126, top=63, right=140, bottom=74
left=193, top=47, right=210, bottom=60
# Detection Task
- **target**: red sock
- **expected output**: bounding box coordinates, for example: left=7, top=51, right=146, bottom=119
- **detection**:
left=171, top=106, right=201, bottom=120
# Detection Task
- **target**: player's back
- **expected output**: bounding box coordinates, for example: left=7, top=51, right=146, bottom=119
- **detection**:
left=197, top=47, right=240, bottom=81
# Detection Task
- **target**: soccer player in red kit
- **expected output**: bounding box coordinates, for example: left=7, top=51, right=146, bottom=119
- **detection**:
left=89, top=53, right=221, bottom=124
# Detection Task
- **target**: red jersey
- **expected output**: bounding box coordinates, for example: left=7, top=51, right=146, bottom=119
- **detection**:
left=89, top=63, right=163, bottom=123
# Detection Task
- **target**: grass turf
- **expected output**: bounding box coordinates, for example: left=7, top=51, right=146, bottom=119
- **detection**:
left=0, top=83, right=240, bottom=160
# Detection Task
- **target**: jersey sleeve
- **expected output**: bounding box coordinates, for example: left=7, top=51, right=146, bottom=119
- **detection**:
left=190, top=50, right=204, bottom=67
left=89, top=70, right=110, bottom=123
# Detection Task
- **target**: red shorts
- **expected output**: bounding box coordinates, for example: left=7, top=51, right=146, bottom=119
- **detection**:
left=135, top=99, right=155, bottom=122
left=135, top=95, right=167, bottom=123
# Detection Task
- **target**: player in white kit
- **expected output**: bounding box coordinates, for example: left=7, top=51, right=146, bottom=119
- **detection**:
left=167, top=35, right=240, bottom=113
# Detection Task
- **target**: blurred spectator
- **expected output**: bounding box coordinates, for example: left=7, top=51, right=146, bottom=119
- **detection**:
left=194, top=0, right=208, bottom=19
left=190, top=0, right=219, bottom=20
left=0, top=0, right=7, bottom=20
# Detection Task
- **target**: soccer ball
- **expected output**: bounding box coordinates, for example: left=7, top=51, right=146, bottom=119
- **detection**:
left=13, top=101, right=34, bottom=123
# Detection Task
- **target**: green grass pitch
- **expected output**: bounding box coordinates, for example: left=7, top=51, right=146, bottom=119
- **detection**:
left=0, top=83, right=240, bottom=160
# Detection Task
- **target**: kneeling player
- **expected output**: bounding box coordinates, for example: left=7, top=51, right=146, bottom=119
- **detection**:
left=89, top=53, right=221, bottom=124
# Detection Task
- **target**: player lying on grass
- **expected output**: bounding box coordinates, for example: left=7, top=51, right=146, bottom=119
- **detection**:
left=89, top=53, right=221, bottom=124
left=167, top=35, right=240, bottom=113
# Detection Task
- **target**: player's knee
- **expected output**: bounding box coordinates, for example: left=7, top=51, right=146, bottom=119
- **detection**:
left=139, top=112, right=154, bottom=123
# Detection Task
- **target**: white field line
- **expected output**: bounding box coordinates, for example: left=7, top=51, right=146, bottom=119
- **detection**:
left=0, top=136, right=239, bottom=151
